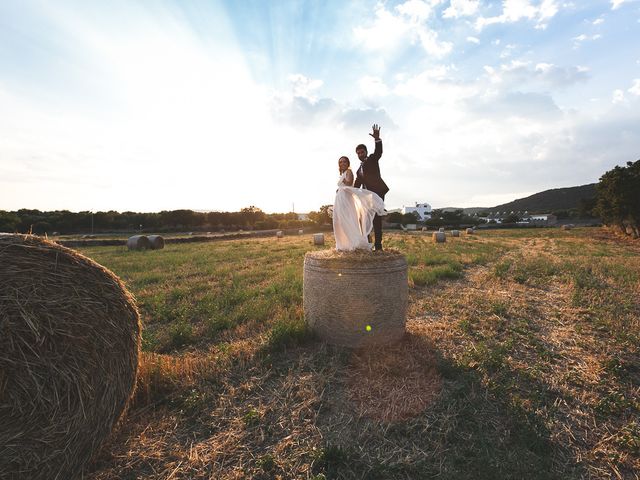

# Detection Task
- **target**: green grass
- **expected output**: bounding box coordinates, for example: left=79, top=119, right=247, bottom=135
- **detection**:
left=79, top=229, right=640, bottom=479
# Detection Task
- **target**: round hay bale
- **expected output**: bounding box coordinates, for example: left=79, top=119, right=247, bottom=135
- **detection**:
left=0, top=234, right=141, bottom=480
left=438, top=227, right=445, bottom=232
left=303, top=250, right=407, bottom=347
left=451, top=230, right=460, bottom=237
left=313, top=233, right=324, bottom=246
left=276, top=230, right=284, bottom=238
left=466, top=228, right=474, bottom=234
left=127, top=235, right=151, bottom=250
left=147, top=235, right=165, bottom=250
left=433, top=232, right=446, bottom=243
left=561, top=224, right=574, bottom=230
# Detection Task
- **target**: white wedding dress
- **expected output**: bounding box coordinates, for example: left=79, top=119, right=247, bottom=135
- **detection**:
left=333, top=170, right=386, bottom=251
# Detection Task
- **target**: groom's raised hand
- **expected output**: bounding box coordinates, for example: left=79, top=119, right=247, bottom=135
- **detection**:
left=369, top=124, right=381, bottom=140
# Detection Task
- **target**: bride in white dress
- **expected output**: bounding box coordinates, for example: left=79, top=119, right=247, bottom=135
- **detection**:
left=333, top=156, right=386, bottom=251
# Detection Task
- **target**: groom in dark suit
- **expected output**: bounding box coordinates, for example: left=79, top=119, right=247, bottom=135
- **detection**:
left=354, top=124, right=389, bottom=251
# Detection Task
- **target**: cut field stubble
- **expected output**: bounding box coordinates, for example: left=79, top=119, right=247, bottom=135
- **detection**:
left=81, top=229, right=640, bottom=479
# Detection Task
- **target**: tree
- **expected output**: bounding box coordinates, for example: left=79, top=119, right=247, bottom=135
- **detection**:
left=0, top=211, right=20, bottom=232
left=308, top=205, right=332, bottom=225
left=401, top=212, right=420, bottom=224
left=595, top=159, right=640, bottom=238
left=386, top=211, right=404, bottom=224
left=502, top=213, right=520, bottom=224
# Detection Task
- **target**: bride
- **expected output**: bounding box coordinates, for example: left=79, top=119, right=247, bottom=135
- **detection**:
left=332, top=156, right=386, bottom=251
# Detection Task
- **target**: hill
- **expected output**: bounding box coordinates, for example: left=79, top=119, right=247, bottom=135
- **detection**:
left=488, top=183, right=597, bottom=213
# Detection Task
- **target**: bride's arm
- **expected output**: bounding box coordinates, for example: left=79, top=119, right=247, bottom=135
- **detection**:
left=344, top=169, right=354, bottom=186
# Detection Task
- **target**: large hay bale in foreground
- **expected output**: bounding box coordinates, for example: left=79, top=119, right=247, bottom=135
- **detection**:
left=433, top=232, right=446, bottom=243
left=127, top=235, right=151, bottom=250
left=147, top=234, right=165, bottom=250
left=313, top=233, right=324, bottom=245
left=0, top=234, right=141, bottom=480
left=304, top=250, right=407, bottom=347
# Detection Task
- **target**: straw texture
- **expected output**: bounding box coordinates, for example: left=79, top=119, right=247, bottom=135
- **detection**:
left=0, top=234, right=141, bottom=480
left=303, top=250, right=407, bottom=347
left=147, top=235, right=165, bottom=250
left=126, top=235, right=151, bottom=250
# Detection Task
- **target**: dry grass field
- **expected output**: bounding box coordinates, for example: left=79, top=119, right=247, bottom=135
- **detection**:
left=79, top=228, right=639, bottom=479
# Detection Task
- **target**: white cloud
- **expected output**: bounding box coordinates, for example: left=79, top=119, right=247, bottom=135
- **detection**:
left=499, top=44, right=518, bottom=58
left=476, top=0, right=560, bottom=30
left=353, top=1, right=452, bottom=57
left=467, top=36, right=480, bottom=43
left=394, top=67, right=478, bottom=103
left=611, top=0, right=627, bottom=9
left=482, top=60, right=589, bottom=88
left=612, top=89, right=625, bottom=103
left=443, top=0, right=480, bottom=19
left=397, top=0, right=443, bottom=21
left=628, top=79, right=640, bottom=96
left=572, top=33, right=602, bottom=47
left=592, top=17, right=604, bottom=25
left=359, top=76, right=390, bottom=97
left=418, top=29, right=454, bottom=56
left=288, top=74, right=323, bottom=100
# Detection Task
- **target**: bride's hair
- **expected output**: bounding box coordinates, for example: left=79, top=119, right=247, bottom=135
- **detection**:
left=338, top=156, right=350, bottom=173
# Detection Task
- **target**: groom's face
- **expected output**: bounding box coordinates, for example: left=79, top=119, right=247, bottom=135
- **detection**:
left=356, top=148, right=367, bottom=161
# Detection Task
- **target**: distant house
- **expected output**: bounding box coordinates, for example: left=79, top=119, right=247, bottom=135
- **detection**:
left=402, top=202, right=432, bottom=221
left=297, top=213, right=310, bottom=221
left=529, top=213, right=557, bottom=225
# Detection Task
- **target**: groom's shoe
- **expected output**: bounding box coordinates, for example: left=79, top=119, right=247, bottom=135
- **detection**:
left=373, top=245, right=383, bottom=252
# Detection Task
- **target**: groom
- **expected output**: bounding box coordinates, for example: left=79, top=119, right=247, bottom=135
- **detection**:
left=354, top=124, right=389, bottom=251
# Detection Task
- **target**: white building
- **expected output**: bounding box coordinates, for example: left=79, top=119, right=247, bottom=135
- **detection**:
left=402, top=202, right=432, bottom=221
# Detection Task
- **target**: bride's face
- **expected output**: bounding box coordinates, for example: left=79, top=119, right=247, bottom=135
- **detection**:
left=338, top=157, right=349, bottom=172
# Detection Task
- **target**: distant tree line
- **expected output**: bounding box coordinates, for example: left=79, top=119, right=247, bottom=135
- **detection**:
left=0, top=206, right=322, bottom=235
left=595, top=159, right=640, bottom=238
left=386, top=209, right=481, bottom=228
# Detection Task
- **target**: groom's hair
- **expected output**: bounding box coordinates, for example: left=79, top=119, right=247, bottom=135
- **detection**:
left=355, top=144, right=367, bottom=153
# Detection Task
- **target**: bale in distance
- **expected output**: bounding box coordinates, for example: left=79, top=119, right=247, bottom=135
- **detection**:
left=438, top=227, right=445, bottom=233
left=0, top=234, right=141, bottom=480
left=298, top=229, right=304, bottom=235
left=561, top=224, right=574, bottom=230
left=127, top=235, right=151, bottom=250
left=313, top=233, right=325, bottom=245
left=433, top=232, right=446, bottom=243
left=147, top=234, right=165, bottom=250
left=451, top=230, right=460, bottom=237
left=303, top=250, right=407, bottom=347
left=276, top=230, right=284, bottom=238
left=466, top=228, right=474, bottom=234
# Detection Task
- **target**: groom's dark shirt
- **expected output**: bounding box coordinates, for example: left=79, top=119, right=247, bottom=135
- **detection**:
left=354, top=139, right=389, bottom=197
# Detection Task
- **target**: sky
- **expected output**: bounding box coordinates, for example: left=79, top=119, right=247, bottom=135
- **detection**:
left=1, top=0, right=639, bottom=213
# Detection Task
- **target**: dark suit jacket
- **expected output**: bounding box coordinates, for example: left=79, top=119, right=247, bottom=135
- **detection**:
left=354, top=139, right=389, bottom=197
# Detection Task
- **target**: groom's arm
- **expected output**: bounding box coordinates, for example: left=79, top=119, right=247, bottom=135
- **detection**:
left=369, top=138, right=382, bottom=163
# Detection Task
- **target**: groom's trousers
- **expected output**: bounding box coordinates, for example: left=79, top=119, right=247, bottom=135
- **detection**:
left=372, top=192, right=385, bottom=249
